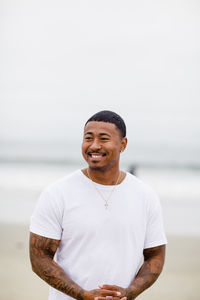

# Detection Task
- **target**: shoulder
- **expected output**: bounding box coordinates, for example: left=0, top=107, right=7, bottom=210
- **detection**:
left=125, top=172, right=160, bottom=205
left=34, top=170, right=83, bottom=213
left=37, top=169, right=83, bottom=205
left=125, top=172, right=156, bottom=193
left=44, top=169, right=82, bottom=194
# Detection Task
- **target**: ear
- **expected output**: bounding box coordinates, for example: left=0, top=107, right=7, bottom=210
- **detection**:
left=120, top=137, right=128, bottom=152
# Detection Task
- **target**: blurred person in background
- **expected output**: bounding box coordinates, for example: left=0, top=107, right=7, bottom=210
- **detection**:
left=29, top=110, right=167, bottom=300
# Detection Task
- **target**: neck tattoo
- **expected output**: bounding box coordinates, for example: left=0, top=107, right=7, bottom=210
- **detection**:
left=86, top=169, right=121, bottom=209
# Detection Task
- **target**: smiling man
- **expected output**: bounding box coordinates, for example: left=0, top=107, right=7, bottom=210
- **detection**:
left=30, top=110, right=167, bottom=300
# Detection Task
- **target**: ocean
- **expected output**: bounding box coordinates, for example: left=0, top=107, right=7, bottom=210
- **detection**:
left=0, top=162, right=200, bottom=237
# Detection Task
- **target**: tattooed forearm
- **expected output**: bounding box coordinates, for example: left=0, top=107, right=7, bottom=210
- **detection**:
left=29, top=233, right=85, bottom=300
left=126, top=245, right=166, bottom=300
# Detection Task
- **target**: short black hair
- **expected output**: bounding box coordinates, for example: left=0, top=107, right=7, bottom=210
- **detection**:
left=85, top=110, right=126, bottom=138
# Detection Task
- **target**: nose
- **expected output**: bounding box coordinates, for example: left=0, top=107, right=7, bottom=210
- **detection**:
left=90, top=138, right=101, bottom=151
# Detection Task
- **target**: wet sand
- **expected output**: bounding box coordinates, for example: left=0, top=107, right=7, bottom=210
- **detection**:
left=0, top=224, right=200, bottom=300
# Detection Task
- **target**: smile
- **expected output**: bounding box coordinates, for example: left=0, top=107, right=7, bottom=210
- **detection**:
left=87, top=152, right=107, bottom=162
left=88, top=152, right=106, bottom=157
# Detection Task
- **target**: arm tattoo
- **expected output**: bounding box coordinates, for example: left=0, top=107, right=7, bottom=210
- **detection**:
left=29, top=233, right=85, bottom=300
left=126, top=245, right=166, bottom=300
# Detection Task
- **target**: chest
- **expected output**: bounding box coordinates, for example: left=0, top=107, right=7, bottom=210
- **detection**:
left=61, top=186, right=148, bottom=243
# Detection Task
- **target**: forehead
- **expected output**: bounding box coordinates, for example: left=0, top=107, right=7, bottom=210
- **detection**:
left=84, top=121, right=120, bottom=136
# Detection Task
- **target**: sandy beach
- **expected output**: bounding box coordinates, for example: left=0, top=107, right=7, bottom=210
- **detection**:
left=0, top=224, right=199, bottom=300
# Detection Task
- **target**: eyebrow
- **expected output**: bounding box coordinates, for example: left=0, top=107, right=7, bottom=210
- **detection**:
left=84, top=131, right=111, bottom=137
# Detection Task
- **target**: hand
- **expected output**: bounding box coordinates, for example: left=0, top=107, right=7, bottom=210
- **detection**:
left=83, top=288, right=124, bottom=300
left=99, top=285, right=127, bottom=300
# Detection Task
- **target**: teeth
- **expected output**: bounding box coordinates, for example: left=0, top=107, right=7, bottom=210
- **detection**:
left=92, top=155, right=101, bottom=158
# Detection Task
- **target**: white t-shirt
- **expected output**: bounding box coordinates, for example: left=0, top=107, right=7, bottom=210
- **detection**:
left=30, top=170, right=167, bottom=300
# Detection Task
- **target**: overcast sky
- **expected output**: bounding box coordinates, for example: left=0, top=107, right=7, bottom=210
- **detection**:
left=0, top=0, right=200, bottom=163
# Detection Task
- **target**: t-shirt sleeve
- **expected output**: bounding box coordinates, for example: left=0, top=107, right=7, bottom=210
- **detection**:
left=30, top=187, right=63, bottom=240
left=144, top=193, right=167, bottom=249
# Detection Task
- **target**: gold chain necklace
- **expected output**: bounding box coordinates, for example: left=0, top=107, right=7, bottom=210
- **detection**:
left=86, top=169, right=121, bottom=209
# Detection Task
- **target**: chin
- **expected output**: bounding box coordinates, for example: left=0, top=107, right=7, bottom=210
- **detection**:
left=88, top=163, right=110, bottom=172
left=90, top=167, right=107, bottom=172
left=88, top=162, right=102, bottom=170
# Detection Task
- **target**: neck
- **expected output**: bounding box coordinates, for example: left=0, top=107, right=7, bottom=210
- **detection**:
left=86, top=166, right=121, bottom=185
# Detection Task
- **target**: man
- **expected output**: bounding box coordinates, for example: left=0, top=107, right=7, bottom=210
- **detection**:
left=30, top=110, right=167, bottom=300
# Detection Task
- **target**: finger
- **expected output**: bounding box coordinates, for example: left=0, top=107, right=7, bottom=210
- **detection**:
left=99, top=285, right=118, bottom=291
left=101, top=290, right=121, bottom=297
left=95, top=297, right=121, bottom=300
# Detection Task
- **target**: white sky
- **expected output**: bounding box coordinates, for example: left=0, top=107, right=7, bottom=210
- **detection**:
left=0, top=0, right=200, bottom=159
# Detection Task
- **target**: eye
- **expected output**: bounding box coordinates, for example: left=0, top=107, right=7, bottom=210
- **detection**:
left=100, top=137, right=109, bottom=141
left=85, top=136, right=92, bottom=140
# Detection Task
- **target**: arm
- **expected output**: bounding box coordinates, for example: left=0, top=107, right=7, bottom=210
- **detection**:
left=29, top=232, right=85, bottom=300
left=29, top=232, right=122, bottom=300
left=99, top=244, right=166, bottom=300
left=126, top=244, right=166, bottom=299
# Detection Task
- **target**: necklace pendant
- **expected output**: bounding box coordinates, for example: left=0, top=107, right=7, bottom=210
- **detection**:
left=86, top=169, right=121, bottom=210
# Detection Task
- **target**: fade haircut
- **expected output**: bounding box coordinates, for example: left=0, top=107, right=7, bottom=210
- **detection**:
left=85, top=110, right=126, bottom=138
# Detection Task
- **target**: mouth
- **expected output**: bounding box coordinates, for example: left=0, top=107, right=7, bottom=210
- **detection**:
left=87, top=152, right=106, bottom=161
